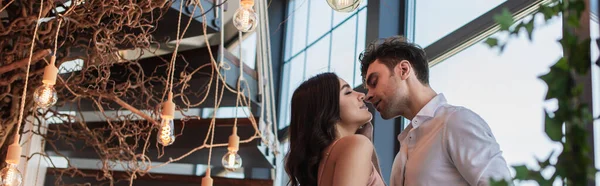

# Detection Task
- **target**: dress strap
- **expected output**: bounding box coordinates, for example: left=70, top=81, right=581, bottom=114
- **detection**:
left=318, top=139, right=343, bottom=186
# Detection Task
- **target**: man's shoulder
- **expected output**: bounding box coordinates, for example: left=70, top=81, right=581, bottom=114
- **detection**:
left=434, top=103, right=480, bottom=120
left=437, top=105, right=491, bottom=134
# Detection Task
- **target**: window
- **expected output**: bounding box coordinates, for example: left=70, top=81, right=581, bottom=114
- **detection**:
left=307, top=0, right=333, bottom=44
left=428, top=14, right=563, bottom=184
left=279, top=0, right=368, bottom=128
left=201, top=107, right=251, bottom=119
left=229, top=32, right=258, bottom=69
left=414, top=0, right=505, bottom=47
left=279, top=52, right=306, bottom=129
left=289, top=0, right=309, bottom=57
left=354, top=9, right=367, bottom=86
left=305, top=36, right=331, bottom=79
left=330, top=16, right=358, bottom=87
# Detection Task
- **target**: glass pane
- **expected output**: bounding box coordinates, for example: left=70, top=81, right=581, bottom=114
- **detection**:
left=333, top=6, right=364, bottom=28
left=429, top=14, right=562, bottom=179
left=284, top=1, right=295, bottom=61
left=230, top=32, right=257, bottom=69
left=283, top=53, right=306, bottom=127
left=290, top=0, right=309, bottom=56
left=201, top=107, right=251, bottom=119
left=305, top=34, right=331, bottom=78
left=330, top=16, right=357, bottom=87
left=414, top=0, right=505, bottom=47
left=592, top=0, right=598, bottom=18
left=307, top=0, right=333, bottom=44
left=278, top=62, right=291, bottom=129
left=354, top=9, right=367, bottom=87
left=332, top=0, right=367, bottom=26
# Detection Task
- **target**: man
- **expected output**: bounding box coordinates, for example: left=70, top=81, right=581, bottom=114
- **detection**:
left=359, top=36, right=512, bottom=186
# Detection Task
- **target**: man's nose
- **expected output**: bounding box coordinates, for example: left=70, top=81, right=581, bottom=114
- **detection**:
left=365, top=91, right=373, bottom=103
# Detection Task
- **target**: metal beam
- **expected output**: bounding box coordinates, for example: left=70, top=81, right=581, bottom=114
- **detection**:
left=425, top=0, right=546, bottom=66
left=45, top=117, right=275, bottom=168
left=56, top=46, right=260, bottom=112
left=151, top=0, right=220, bottom=42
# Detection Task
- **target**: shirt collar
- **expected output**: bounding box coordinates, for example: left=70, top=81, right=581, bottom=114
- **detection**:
left=410, top=93, right=447, bottom=128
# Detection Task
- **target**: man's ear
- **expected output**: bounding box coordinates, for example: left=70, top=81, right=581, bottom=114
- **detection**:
left=394, top=60, right=411, bottom=80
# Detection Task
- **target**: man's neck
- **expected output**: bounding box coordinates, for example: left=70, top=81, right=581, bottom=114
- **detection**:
left=405, top=86, right=437, bottom=120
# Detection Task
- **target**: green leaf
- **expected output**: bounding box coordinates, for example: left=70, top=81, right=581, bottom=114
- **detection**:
left=538, top=4, right=559, bottom=20
left=539, top=67, right=570, bottom=100
left=545, top=111, right=564, bottom=141
left=567, top=15, right=580, bottom=29
left=494, top=8, right=515, bottom=31
left=578, top=105, right=594, bottom=124
left=485, top=38, right=499, bottom=47
left=560, top=31, right=578, bottom=50
left=513, top=165, right=530, bottom=180
left=571, top=84, right=583, bottom=97
left=525, top=20, right=535, bottom=41
left=554, top=58, right=569, bottom=71
left=489, top=179, right=510, bottom=186
left=570, top=39, right=592, bottom=74
left=569, top=0, right=586, bottom=16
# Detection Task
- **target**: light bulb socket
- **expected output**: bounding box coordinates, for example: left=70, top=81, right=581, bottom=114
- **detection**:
left=240, top=0, right=254, bottom=7
left=161, top=92, right=175, bottom=120
left=201, top=176, right=213, bottom=186
left=42, top=62, right=58, bottom=86
left=201, top=167, right=213, bottom=186
left=6, top=138, right=22, bottom=165
left=228, top=134, right=240, bottom=152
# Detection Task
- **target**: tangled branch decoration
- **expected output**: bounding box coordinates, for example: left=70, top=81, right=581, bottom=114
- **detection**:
left=0, top=0, right=273, bottom=185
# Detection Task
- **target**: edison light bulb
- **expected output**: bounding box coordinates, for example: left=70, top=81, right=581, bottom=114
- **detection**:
left=222, top=151, right=242, bottom=171
left=326, top=0, right=362, bottom=12
left=33, top=83, right=58, bottom=109
left=0, top=163, right=23, bottom=186
left=233, top=5, right=257, bottom=32
left=157, top=118, right=175, bottom=146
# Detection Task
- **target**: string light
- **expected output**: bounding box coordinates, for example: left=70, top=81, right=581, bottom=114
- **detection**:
left=222, top=126, right=242, bottom=171
left=326, top=0, right=362, bottom=12
left=0, top=134, right=23, bottom=186
left=201, top=168, right=213, bottom=186
left=33, top=55, right=58, bottom=109
left=158, top=91, right=176, bottom=146
left=1, top=0, right=45, bottom=185
left=233, top=0, right=257, bottom=32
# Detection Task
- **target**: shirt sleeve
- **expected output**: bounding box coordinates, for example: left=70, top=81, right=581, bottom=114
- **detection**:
left=442, top=108, right=512, bottom=186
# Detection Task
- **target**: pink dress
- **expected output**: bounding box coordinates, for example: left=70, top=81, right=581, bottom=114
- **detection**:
left=318, top=139, right=387, bottom=186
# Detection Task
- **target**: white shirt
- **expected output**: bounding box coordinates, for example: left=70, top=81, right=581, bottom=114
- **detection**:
left=390, top=94, right=511, bottom=186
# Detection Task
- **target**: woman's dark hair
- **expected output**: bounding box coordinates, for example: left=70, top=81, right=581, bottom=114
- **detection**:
left=285, top=72, right=341, bottom=186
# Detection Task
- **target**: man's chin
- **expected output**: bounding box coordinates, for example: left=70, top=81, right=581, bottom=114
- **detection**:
left=379, top=112, right=397, bottom=120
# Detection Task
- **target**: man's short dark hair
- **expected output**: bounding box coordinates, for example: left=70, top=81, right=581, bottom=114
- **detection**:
left=359, top=36, right=429, bottom=85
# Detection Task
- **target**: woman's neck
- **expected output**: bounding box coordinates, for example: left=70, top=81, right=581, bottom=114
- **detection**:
left=335, top=123, right=358, bottom=139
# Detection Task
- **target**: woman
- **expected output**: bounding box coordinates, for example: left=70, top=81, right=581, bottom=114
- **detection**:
left=285, top=72, right=385, bottom=186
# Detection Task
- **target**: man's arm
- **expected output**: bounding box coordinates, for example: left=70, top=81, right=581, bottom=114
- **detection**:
left=443, top=109, right=512, bottom=186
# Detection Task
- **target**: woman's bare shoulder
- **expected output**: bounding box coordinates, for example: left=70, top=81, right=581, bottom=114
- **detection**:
left=331, top=135, right=373, bottom=160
